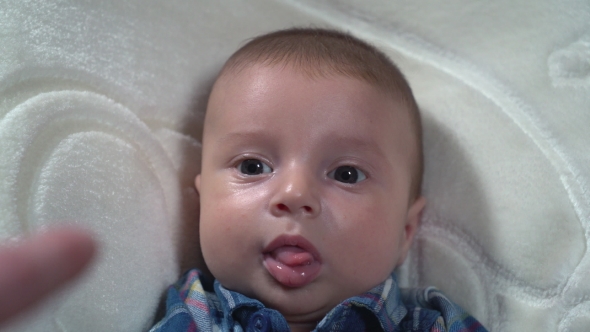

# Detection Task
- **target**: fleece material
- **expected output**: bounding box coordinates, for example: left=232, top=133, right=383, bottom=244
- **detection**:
left=1, top=1, right=589, bottom=331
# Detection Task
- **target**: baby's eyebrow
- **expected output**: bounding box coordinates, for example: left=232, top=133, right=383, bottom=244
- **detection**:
left=324, top=135, right=387, bottom=158
left=216, top=131, right=390, bottom=164
left=216, top=131, right=269, bottom=144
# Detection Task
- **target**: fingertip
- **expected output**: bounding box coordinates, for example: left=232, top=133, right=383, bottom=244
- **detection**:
left=0, top=226, right=98, bottom=324
left=36, top=226, right=98, bottom=283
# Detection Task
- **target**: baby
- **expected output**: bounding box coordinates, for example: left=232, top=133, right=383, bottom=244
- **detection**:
left=151, top=28, right=486, bottom=332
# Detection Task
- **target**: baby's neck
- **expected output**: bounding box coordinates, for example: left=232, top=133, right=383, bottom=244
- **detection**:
left=289, top=322, right=316, bottom=332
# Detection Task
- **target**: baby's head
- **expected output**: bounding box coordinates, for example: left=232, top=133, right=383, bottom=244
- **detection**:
left=195, top=28, right=425, bottom=329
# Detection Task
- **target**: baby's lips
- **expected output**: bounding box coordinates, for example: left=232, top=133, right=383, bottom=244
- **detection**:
left=271, top=246, right=314, bottom=266
left=262, top=235, right=321, bottom=263
left=263, top=252, right=321, bottom=288
left=262, top=235, right=322, bottom=288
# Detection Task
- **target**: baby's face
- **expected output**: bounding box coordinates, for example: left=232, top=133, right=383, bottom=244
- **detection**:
left=196, top=64, right=424, bottom=325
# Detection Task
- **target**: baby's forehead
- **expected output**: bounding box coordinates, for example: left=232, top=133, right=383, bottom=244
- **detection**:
left=209, top=63, right=415, bottom=134
left=209, top=63, right=415, bottom=140
left=220, top=61, right=388, bottom=90
left=217, top=61, right=407, bottom=105
left=206, top=62, right=422, bottom=197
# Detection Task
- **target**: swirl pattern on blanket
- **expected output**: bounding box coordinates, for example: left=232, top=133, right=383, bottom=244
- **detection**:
left=283, top=1, right=590, bottom=331
left=0, top=88, right=186, bottom=331
left=1, top=1, right=590, bottom=332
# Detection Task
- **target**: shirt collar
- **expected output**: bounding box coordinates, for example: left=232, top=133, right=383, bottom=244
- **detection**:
left=213, top=280, right=265, bottom=316
left=214, top=281, right=290, bottom=331
left=213, top=273, right=406, bottom=331
left=323, top=274, right=407, bottom=330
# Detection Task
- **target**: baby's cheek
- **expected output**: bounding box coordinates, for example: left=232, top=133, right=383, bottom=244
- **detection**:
left=199, top=208, right=249, bottom=289
left=352, top=205, right=400, bottom=266
left=204, top=201, right=250, bottom=246
left=356, top=226, right=398, bottom=263
left=197, top=177, right=269, bottom=289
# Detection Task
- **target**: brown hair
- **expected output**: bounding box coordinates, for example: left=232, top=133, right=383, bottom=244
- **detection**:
left=217, top=28, right=423, bottom=199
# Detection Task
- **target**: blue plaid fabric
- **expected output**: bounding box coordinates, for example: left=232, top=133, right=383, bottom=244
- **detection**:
left=150, top=269, right=487, bottom=332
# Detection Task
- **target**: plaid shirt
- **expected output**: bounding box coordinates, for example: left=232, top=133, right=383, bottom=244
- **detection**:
left=150, top=269, right=487, bottom=332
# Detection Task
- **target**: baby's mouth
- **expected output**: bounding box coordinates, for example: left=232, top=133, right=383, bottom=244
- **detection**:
left=262, top=236, right=321, bottom=288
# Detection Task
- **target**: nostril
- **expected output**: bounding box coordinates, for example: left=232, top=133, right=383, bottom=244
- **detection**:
left=274, top=203, right=314, bottom=214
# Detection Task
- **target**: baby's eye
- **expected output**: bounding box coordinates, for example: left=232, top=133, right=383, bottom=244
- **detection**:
left=238, top=159, right=272, bottom=175
left=328, top=166, right=367, bottom=184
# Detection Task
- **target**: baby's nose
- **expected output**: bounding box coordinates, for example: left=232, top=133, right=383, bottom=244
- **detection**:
left=269, top=169, right=321, bottom=218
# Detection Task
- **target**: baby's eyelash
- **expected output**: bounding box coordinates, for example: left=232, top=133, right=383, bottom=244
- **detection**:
left=327, top=165, right=367, bottom=184
left=237, top=158, right=273, bottom=175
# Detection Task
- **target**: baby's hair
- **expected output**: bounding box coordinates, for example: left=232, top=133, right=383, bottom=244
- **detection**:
left=218, top=28, right=423, bottom=200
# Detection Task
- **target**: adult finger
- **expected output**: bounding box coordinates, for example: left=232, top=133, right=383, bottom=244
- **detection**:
left=0, top=227, right=97, bottom=324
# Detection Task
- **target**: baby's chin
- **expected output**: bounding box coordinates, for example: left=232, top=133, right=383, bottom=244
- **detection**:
left=240, top=275, right=359, bottom=324
left=217, top=267, right=391, bottom=324
left=255, top=286, right=339, bottom=324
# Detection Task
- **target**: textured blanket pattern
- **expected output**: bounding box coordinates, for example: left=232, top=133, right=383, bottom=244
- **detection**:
left=1, top=1, right=589, bottom=331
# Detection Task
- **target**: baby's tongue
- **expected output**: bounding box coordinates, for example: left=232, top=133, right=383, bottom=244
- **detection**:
left=272, top=246, right=314, bottom=266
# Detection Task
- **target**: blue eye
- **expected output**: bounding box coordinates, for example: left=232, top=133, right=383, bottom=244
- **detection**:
left=328, top=166, right=367, bottom=184
left=238, top=159, right=272, bottom=175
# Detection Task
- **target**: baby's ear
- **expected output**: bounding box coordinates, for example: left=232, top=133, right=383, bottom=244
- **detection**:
left=397, top=196, right=426, bottom=266
left=195, top=174, right=202, bottom=194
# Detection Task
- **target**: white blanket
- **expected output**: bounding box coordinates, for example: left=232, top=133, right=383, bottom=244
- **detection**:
left=1, top=1, right=589, bottom=331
